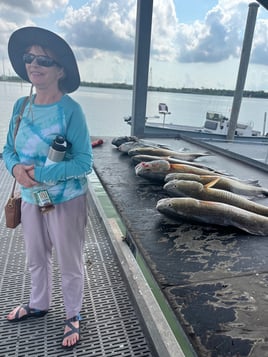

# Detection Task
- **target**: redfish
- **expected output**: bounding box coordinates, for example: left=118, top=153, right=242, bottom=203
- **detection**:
left=118, top=142, right=154, bottom=154
left=135, top=160, right=171, bottom=182
left=156, top=197, right=268, bottom=236
left=164, top=173, right=268, bottom=197
left=112, top=136, right=138, bottom=147
left=135, top=160, right=223, bottom=182
left=128, top=146, right=211, bottom=161
left=132, top=155, right=213, bottom=168
left=163, top=180, right=268, bottom=216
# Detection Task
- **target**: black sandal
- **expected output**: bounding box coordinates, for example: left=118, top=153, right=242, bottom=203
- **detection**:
left=62, top=314, right=81, bottom=349
left=7, top=303, right=48, bottom=322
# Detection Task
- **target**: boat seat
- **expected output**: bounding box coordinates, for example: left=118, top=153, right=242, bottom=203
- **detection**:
left=158, top=103, right=170, bottom=115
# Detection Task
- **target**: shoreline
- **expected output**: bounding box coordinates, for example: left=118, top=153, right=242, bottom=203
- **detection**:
left=1, top=77, right=268, bottom=99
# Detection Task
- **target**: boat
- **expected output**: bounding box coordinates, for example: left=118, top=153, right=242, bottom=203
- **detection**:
left=125, top=103, right=268, bottom=141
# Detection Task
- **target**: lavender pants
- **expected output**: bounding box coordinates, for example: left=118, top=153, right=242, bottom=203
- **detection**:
left=21, top=194, right=87, bottom=319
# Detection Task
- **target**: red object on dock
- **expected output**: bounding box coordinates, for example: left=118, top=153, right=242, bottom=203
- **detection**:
left=92, top=139, right=104, bottom=147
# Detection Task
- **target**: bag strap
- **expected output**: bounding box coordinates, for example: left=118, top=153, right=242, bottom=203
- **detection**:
left=14, top=96, right=29, bottom=143
left=12, top=96, right=29, bottom=195
left=10, top=179, right=17, bottom=198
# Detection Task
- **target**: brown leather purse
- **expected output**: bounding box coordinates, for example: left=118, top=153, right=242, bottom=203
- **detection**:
left=5, top=181, right=22, bottom=228
left=5, top=97, right=28, bottom=229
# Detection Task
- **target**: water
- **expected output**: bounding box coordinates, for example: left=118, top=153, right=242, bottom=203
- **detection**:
left=1, top=81, right=268, bottom=150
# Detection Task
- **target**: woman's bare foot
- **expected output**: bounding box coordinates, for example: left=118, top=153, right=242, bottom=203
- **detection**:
left=6, top=304, right=48, bottom=322
left=62, top=315, right=80, bottom=349
left=7, top=305, right=27, bottom=321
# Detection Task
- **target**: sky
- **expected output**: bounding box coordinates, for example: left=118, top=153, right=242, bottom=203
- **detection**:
left=1, top=0, right=268, bottom=90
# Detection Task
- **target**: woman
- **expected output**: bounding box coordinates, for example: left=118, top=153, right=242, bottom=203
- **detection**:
left=3, top=27, right=93, bottom=349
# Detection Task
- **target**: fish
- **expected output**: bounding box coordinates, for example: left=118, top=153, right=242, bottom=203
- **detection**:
left=164, top=173, right=268, bottom=197
left=111, top=136, right=138, bottom=147
left=135, top=160, right=226, bottom=182
left=128, top=146, right=211, bottom=161
left=116, top=138, right=172, bottom=153
left=135, top=160, right=171, bottom=182
left=118, top=142, right=154, bottom=154
left=118, top=141, right=170, bottom=154
left=163, top=180, right=268, bottom=216
left=166, top=163, right=225, bottom=176
left=131, top=154, right=215, bottom=168
left=156, top=197, right=268, bottom=236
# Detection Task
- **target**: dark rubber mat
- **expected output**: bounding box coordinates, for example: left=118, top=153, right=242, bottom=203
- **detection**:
left=92, top=136, right=268, bottom=357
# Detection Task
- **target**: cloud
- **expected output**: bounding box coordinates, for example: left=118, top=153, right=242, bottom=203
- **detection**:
left=57, top=0, right=136, bottom=58
left=176, top=1, right=255, bottom=63
left=251, top=18, right=268, bottom=65
left=150, top=0, right=178, bottom=61
left=0, top=0, right=68, bottom=14
left=57, top=0, right=179, bottom=61
left=56, top=0, right=268, bottom=69
left=1, top=0, right=268, bottom=88
left=2, top=0, right=267, bottom=67
left=174, top=0, right=268, bottom=67
left=0, top=0, right=69, bottom=43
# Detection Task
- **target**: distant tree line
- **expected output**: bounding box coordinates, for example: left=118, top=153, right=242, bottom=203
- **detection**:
left=70, top=81, right=268, bottom=98
left=1, top=75, right=268, bottom=98
left=0, top=75, right=21, bottom=82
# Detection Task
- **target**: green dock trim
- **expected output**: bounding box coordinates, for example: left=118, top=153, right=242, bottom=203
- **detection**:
left=89, top=172, right=196, bottom=357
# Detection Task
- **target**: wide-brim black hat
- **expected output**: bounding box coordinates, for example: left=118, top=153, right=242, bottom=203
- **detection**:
left=8, top=26, right=80, bottom=93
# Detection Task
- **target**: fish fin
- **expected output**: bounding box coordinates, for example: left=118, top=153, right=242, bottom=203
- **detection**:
left=201, top=175, right=218, bottom=179
left=204, top=177, right=220, bottom=188
left=246, top=179, right=262, bottom=187
left=169, top=163, right=182, bottom=169
left=245, top=195, right=262, bottom=201
left=179, top=148, right=190, bottom=152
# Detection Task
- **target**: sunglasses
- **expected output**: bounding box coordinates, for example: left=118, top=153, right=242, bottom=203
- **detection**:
left=23, top=53, right=61, bottom=68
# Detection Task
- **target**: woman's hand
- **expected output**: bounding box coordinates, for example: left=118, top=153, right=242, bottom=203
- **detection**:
left=12, top=164, right=38, bottom=188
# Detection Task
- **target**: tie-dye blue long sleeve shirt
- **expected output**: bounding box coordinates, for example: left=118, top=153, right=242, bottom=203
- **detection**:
left=3, top=94, right=93, bottom=205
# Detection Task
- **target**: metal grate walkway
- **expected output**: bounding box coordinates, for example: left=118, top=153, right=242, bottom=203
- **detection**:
left=0, top=160, right=156, bottom=357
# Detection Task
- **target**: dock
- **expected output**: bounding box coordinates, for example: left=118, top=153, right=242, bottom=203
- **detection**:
left=0, top=159, right=183, bottom=357
left=1, top=133, right=268, bottom=356
left=92, top=136, right=268, bottom=357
